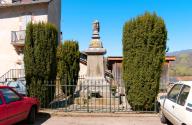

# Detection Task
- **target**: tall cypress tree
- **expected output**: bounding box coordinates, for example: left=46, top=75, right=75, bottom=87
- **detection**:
left=24, top=22, right=58, bottom=107
left=56, top=43, right=63, bottom=79
left=24, top=22, right=34, bottom=86
left=57, top=41, right=80, bottom=96
left=123, top=12, right=167, bottom=110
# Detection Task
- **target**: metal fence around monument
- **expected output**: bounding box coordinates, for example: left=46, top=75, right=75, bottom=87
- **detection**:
left=35, top=78, right=159, bottom=113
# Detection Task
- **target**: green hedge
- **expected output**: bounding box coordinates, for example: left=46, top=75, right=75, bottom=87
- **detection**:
left=122, top=12, right=167, bottom=110
left=24, top=22, right=58, bottom=107
left=57, top=40, right=80, bottom=96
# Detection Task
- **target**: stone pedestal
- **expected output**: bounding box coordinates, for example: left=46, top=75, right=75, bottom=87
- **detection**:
left=81, top=79, right=110, bottom=98
left=86, top=48, right=106, bottom=79
left=84, top=47, right=109, bottom=97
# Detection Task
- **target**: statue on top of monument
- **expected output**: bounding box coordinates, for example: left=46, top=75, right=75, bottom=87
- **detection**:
left=93, top=20, right=100, bottom=33
left=89, top=20, right=104, bottom=48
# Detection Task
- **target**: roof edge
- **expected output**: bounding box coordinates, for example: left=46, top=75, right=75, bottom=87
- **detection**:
left=0, top=0, right=50, bottom=8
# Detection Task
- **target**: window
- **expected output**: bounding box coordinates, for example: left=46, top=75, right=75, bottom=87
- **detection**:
left=177, top=85, right=190, bottom=106
left=8, top=81, right=20, bottom=88
left=0, top=97, right=2, bottom=105
left=167, top=84, right=183, bottom=102
left=20, top=13, right=32, bottom=30
left=0, top=88, right=21, bottom=104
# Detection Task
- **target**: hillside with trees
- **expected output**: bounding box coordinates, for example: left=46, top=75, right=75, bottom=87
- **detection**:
left=168, top=49, right=192, bottom=76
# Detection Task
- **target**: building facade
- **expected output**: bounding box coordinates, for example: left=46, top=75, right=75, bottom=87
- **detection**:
left=0, top=0, right=61, bottom=80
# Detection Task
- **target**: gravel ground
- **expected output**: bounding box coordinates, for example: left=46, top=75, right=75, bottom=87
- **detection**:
left=35, top=116, right=164, bottom=125
left=16, top=111, right=164, bottom=125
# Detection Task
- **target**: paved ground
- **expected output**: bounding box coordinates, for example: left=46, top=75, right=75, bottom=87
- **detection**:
left=34, top=116, right=164, bottom=125
left=16, top=111, right=165, bottom=125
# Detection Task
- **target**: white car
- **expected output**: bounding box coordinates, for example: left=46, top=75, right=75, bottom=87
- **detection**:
left=6, top=80, right=26, bottom=96
left=160, top=81, right=192, bottom=125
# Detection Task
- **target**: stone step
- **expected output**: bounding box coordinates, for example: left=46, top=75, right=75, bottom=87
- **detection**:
left=74, top=97, right=120, bottom=105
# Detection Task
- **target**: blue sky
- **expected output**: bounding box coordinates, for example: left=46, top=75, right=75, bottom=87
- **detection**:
left=61, top=0, right=192, bottom=56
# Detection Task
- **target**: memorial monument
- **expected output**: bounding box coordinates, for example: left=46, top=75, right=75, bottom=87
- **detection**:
left=85, top=20, right=106, bottom=79
left=83, top=20, right=109, bottom=97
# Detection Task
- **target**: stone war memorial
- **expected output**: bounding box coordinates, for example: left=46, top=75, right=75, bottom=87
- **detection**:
left=73, top=20, right=128, bottom=112
left=53, top=20, right=129, bottom=112
left=82, top=20, right=110, bottom=97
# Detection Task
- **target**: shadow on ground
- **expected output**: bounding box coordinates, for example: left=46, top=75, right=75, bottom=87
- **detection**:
left=15, top=112, right=51, bottom=125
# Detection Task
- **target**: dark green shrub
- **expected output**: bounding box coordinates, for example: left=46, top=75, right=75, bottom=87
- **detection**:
left=24, top=22, right=58, bottom=107
left=123, top=12, right=167, bottom=110
left=57, top=40, right=80, bottom=96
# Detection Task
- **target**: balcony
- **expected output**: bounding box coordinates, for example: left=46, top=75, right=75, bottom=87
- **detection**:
left=12, top=0, right=21, bottom=3
left=11, top=30, right=25, bottom=53
left=12, top=0, right=35, bottom=3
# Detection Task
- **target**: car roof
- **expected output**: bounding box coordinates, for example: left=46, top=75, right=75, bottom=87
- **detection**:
left=176, top=81, right=192, bottom=87
left=0, top=86, right=12, bottom=89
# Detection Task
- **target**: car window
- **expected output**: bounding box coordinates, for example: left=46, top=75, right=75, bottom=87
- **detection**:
left=177, top=85, right=190, bottom=106
left=0, top=88, right=21, bottom=104
left=8, top=81, right=20, bottom=88
left=167, top=84, right=183, bottom=103
left=0, top=97, right=3, bottom=105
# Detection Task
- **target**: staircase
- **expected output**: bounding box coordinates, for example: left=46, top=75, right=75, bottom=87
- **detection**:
left=0, top=69, right=25, bottom=82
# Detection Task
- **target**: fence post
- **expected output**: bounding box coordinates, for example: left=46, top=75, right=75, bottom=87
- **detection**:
left=110, top=83, right=112, bottom=112
left=87, top=81, right=89, bottom=112
left=154, top=97, right=157, bottom=113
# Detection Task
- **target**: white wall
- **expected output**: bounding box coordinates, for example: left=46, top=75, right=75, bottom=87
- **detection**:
left=0, top=0, right=12, bottom=4
left=0, top=3, right=48, bottom=76
left=0, top=16, right=21, bottom=76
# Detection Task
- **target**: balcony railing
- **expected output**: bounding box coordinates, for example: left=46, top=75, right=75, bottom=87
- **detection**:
left=11, top=30, right=26, bottom=46
left=11, top=30, right=26, bottom=53
left=0, top=69, right=25, bottom=82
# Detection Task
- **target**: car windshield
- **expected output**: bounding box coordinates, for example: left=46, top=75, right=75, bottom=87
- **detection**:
left=160, top=95, right=166, bottom=99
left=0, top=97, right=2, bottom=105
left=0, top=88, right=21, bottom=103
left=8, top=81, right=20, bottom=88
left=5, top=81, right=26, bottom=96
